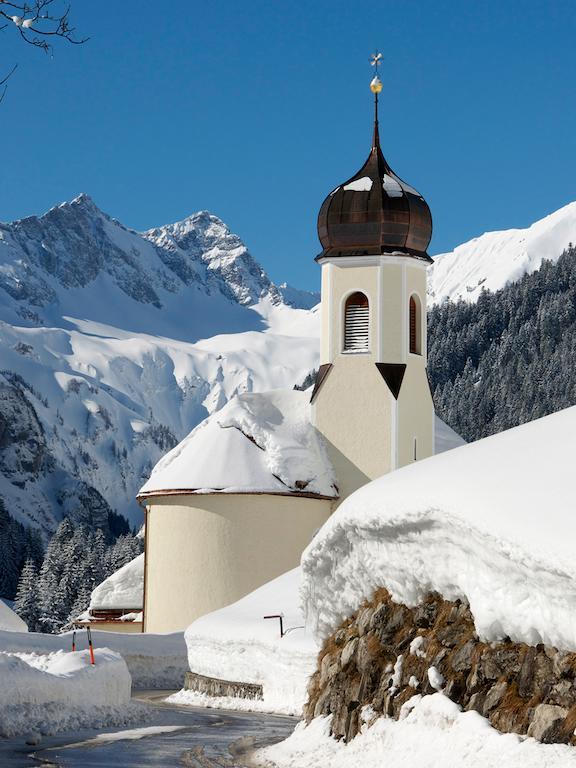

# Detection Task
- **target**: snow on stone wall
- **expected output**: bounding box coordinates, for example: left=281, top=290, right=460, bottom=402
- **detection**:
left=302, top=405, right=576, bottom=651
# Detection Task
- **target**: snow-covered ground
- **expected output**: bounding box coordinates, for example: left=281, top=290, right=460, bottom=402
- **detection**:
left=256, top=694, right=576, bottom=768
left=429, top=200, right=576, bottom=305
left=140, top=390, right=337, bottom=498
left=302, top=404, right=576, bottom=649
left=0, top=648, right=139, bottom=737
left=0, top=628, right=186, bottom=689
left=0, top=599, right=27, bottom=632
left=173, top=568, right=315, bottom=716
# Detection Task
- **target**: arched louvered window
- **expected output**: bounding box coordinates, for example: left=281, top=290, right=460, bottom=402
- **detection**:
left=344, top=292, right=369, bottom=352
left=409, top=294, right=422, bottom=355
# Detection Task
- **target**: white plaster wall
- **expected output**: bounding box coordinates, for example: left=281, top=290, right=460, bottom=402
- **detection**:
left=143, top=493, right=332, bottom=634
left=399, top=263, right=434, bottom=466
left=313, top=356, right=393, bottom=501
left=314, top=256, right=434, bottom=500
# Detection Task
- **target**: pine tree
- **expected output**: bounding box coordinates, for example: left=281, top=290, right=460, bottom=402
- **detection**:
left=13, top=558, right=39, bottom=631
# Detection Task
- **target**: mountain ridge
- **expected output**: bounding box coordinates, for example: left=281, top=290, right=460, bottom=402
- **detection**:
left=0, top=195, right=320, bottom=537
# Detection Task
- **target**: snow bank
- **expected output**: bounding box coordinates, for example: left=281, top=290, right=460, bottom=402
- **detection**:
left=0, top=628, right=187, bottom=689
left=179, top=568, right=317, bottom=715
left=0, top=599, right=27, bottom=632
left=256, top=694, right=576, bottom=768
left=0, top=648, right=139, bottom=737
left=302, top=405, right=576, bottom=650
left=90, top=554, right=144, bottom=611
left=140, top=390, right=337, bottom=498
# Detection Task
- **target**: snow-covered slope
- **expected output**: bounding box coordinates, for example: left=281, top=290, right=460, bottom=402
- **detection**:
left=429, top=201, right=576, bottom=305
left=0, top=196, right=320, bottom=534
left=302, top=405, right=576, bottom=652
left=0, top=599, right=27, bottom=633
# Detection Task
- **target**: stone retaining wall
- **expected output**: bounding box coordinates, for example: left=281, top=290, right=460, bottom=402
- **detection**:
left=185, top=671, right=263, bottom=700
left=304, top=588, right=576, bottom=745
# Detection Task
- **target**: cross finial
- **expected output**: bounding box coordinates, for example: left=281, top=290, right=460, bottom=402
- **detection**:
left=370, top=51, right=383, bottom=70
left=368, top=51, right=383, bottom=150
left=369, top=50, right=384, bottom=95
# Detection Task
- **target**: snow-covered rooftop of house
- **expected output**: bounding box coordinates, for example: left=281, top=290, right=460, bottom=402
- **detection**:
left=302, top=405, right=576, bottom=652
left=139, top=390, right=338, bottom=498
left=90, top=553, right=144, bottom=611
left=0, top=599, right=27, bottom=633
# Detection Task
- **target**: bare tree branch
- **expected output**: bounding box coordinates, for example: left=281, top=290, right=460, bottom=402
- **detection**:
left=0, top=63, right=17, bottom=104
left=1, top=1, right=86, bottom=100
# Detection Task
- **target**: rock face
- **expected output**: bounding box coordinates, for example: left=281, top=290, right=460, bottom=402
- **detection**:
left=304, top=588, right=576, bottom=745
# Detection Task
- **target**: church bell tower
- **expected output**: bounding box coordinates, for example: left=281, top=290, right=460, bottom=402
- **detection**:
left=311, top=55, right=435, bottom=502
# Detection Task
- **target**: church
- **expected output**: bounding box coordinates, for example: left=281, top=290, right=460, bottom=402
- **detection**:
left=138, top=67, right=439, bottom=634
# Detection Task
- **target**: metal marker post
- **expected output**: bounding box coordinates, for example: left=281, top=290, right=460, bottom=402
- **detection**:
left=263, top=614, right=285, bottom=638
left=86, top=625, right=96, bottom=665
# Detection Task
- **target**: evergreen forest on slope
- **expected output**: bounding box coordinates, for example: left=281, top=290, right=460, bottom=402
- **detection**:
left=428, top=245, right=576, bottom=442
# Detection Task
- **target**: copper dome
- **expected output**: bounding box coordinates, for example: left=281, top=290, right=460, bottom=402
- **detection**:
left=317, top=104, right=433, bottom=262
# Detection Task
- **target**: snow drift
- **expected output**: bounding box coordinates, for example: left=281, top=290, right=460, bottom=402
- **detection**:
left=176, top=568, right=316, bottom=716
left=302, top=405, right=576, bottom=651
left=0, top=648, right=135, bottom=737
left=0, top=628, right=187, bottom=689
left=256, top=694, right=576, bottom=768
left=139, top=390, right=337, bottom=498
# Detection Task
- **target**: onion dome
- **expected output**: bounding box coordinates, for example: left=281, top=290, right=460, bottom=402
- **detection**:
left=317, top=71, right=432, bottom=262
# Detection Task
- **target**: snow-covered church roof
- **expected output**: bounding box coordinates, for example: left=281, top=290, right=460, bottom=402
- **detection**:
left=138, top=390, right=339, bottom=499
left=139, top=389, right=464, bottom=500
left=0, top=599, right=27, bottom=633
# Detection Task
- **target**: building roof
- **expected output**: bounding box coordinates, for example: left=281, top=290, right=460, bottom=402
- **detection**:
left=138, top=390, right=339, bottom=500
left=90, top=553, right=144, bottom=611
left=317, top=92, right=432, bottom=262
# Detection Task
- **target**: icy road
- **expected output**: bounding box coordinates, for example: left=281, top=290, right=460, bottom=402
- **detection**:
left=0, top=691, right=295, bottom=767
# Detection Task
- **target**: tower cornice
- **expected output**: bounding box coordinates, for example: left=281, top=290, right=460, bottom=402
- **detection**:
left=316, top=253, right=431, bottom=269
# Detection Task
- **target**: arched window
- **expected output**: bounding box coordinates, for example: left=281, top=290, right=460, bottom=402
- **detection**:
left=409, top=295, right=422, bottom=355
left=344, top=292, right=369, bottom=352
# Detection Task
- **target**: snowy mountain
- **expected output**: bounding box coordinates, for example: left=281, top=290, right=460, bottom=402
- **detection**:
left=429, top=201, right=576, bottom=305
left=0, top=195, right=320, bottom=536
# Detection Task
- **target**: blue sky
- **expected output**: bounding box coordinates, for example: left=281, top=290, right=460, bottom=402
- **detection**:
left=1, top=0, right=575, bottom=291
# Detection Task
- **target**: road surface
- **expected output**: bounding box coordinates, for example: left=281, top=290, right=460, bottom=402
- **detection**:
left=0, top=690, right=295, bottom=767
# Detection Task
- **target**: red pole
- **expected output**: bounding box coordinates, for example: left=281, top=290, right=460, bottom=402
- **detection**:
left=87, top=626, right=95, bottom=665
left=71, top=629, right=76, bottom=652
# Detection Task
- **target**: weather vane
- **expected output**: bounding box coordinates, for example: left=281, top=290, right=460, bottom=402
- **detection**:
left=369, top=50, right=384, bottom=95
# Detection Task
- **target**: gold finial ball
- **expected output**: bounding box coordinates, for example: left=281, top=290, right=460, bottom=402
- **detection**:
left=370, top=75, right=383, bottom=94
